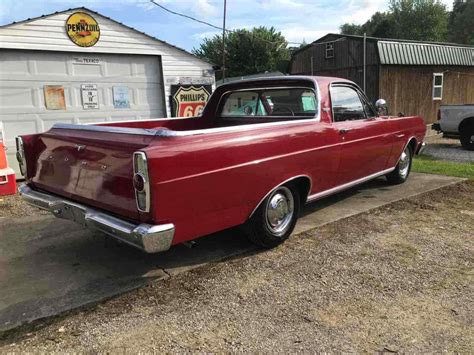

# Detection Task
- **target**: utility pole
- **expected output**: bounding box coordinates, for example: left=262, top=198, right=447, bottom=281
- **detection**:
left=222, top=0, right=227, bottom=83
left=363, top=32, right=366, bottom=93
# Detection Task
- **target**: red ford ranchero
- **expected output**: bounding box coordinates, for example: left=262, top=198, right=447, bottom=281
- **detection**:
left=16, top=76, right=426, bottom=253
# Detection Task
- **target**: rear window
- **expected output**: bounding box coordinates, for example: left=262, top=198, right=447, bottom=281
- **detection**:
left=220, top=88, right=317, bottom=119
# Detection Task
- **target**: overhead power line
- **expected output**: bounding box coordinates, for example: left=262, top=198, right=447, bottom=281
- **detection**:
left=149, top=0, right=224, bottom=31
left=148, top=0, right=303, bottom=46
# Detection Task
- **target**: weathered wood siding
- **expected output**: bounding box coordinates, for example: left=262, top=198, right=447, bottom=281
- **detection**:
left=290, top=36, right=380, bottom=102
left=379, top=65, right=474, bottom=124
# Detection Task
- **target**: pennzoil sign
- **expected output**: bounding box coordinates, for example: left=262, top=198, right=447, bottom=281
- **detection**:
left=171, top=85, right=212, bottom=117
left=66, top=12, right=100, bottom=47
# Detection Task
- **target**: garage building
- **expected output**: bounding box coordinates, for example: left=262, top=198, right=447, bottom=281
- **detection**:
left=0, top=7, right=214, bottom=174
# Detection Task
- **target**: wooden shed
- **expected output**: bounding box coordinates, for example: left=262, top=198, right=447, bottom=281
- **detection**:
left=289, top=33, right=474, bottom=124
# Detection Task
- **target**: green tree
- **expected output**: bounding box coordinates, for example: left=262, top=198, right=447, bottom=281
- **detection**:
left=448, top=0, right=474, bottom=44
left=340, top=23, right=364, bottom=35
left=363, top=12, right=396, bottom=38
left=340, top=12, right=396, bottom=37
left=340, top=0, right=449, bottom=42
left=192, top=26, right=289, bottom=79
left=389, top=0, right=448, bottom=41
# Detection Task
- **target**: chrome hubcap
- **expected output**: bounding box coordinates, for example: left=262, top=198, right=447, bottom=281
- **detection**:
left=398, top=147, right=411, bottom=178
left=265, top=187, right=294, bottom=236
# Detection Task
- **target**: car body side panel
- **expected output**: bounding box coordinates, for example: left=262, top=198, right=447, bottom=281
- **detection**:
left=332, top=118, right=394, bottom=183
left=387, top=115, right=426, bottom=167
left=146, top=121, right=341, bottom=244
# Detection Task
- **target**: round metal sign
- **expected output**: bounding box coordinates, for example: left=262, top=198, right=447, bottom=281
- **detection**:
left=66, top=12, right=100, bottom=47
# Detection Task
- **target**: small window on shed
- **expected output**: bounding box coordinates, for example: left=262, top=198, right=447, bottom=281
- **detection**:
left=432, top=73, right=443, bottom=100
left=325, top=42, right=334, bottom=59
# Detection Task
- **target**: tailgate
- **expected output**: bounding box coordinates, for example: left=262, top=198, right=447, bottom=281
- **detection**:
left=24, top=126, right=155, bottom=221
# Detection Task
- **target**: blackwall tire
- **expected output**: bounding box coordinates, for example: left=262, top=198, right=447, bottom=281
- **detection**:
left=386, top=145, right=413, bottom=185
left=245, top=184, right=300, bottom=248
left=460, top=126, right=474, bottom=151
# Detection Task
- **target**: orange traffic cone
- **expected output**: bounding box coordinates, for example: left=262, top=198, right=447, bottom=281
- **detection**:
left=0, top=123, right=17, bottom=196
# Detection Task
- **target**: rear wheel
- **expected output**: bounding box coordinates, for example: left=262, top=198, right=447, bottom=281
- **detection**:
left=245, top=184, right=300, bottom=248
left=386, top=145, right=412, bottom=184
left=460, top=124, right=474, bottom=151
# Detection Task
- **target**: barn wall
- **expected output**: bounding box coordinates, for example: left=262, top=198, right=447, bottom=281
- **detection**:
left=290, top=37, right=380, bottom=102
left=379, top=65, right=474, bottom=124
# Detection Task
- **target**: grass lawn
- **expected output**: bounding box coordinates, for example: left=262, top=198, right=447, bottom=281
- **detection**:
left=413, top=155, right=474, bottom=179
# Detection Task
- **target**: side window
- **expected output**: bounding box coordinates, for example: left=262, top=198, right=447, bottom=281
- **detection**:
left=331, top=86, right=366, bottom=122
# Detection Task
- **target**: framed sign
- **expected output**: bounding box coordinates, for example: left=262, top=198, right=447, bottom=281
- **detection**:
left=66, top=12, right=100, bottom=47
left=170, top=85, right=212, bottom=117
left=113, top=86, right=130, bottom=109
left=44, top=86, right=66, bottom=110
left=81, top=84, right=99, bottom=109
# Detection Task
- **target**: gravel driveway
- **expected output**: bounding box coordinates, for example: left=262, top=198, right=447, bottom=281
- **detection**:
left=423, top=135, right=474, bottom=163
left=1, top=180, right=472, bottom=353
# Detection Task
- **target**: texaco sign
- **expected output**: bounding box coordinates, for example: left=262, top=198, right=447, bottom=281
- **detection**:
left=171, top=85, right=211, bottom=117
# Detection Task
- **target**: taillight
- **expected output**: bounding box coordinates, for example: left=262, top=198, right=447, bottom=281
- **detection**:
left=15, top=136, right=27, bottom=177
left=133, top=152, right=150, bottom=212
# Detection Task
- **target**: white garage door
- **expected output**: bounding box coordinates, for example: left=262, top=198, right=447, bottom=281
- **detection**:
left=0, top=49, right=165, bottom=175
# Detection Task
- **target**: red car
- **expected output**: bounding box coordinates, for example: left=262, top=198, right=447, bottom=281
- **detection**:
left=16, top=76, right=426, bottom=253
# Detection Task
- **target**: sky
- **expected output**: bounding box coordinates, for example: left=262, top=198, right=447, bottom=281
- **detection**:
left=0, top=0, right=454, bottom=51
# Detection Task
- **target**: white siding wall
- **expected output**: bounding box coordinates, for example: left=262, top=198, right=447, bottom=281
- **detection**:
left=0, top=9, right=214, bottom=117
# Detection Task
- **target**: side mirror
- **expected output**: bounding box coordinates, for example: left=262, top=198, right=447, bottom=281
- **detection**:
left=375, top=99, right=388, bottom=116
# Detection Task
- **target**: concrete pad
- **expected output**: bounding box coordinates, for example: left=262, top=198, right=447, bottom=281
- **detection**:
left=0, top=173, right=463, bottom=332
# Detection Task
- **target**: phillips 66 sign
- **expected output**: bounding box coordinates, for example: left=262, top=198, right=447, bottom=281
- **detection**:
left=171, top=85, right=212, bottom=117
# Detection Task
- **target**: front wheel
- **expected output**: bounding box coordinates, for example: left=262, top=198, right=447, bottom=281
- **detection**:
left=386, top=145, right=412, bottom=184
left=244, top=184, right=300, bottom=248
left=460, top=125, right=474, bottom=151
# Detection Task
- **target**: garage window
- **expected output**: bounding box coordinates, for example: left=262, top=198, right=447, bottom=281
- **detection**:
left=432, top=73, right=443, bottom=100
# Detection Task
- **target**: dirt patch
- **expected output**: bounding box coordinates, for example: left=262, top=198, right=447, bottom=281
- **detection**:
left=0, top=193, right=48, bottom=218
left=1, top=181, right=473, bottom=352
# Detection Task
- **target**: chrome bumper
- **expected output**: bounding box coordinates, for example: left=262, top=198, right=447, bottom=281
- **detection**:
left=18, top=184, right=174, bottom=253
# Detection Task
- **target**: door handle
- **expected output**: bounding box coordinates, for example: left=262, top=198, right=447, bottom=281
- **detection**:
left=339, top=128, right=352, bottom=134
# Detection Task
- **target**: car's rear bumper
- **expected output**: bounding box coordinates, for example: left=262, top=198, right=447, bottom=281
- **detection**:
left=18, top=184, right=174, bottom=253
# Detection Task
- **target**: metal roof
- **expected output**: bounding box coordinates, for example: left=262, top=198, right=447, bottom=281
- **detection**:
left=378, top=41, right=474, bottom=66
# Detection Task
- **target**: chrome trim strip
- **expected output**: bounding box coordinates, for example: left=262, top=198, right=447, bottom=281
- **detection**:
left=306, top=167, right=396, bottom=203
left=18, top=184, right=174, bottom=253
left=53, top=123, right=159, bottom=136
left=52, top=117, right=322, bottom=138
left=249, top=174, right=312, bottom=218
